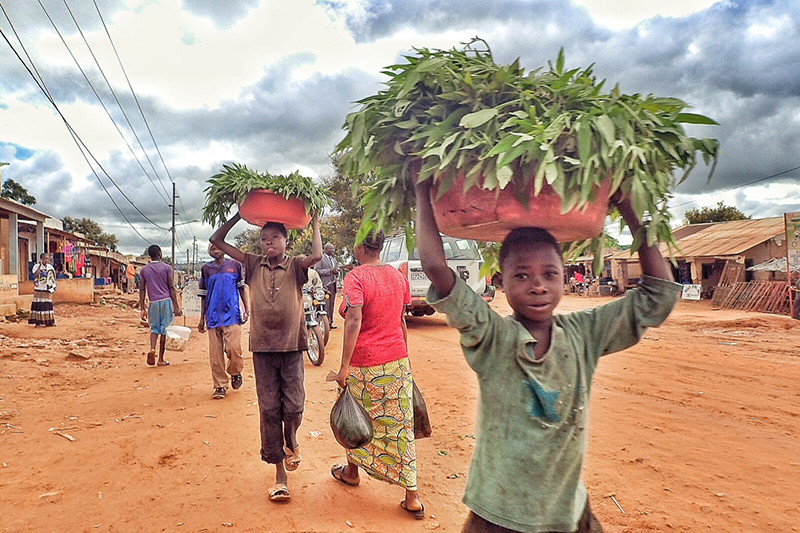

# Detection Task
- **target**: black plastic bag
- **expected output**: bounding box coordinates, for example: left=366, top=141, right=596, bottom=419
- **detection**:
left=330, top=387, right=374, bottom=449
left=413, top=381, right=432, bottom=439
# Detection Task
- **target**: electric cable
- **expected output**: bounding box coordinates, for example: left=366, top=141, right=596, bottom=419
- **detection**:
left=91, top=0, right=176, bottom=187
left=37, top=0, right=171, bottom=206
left=0, top=11, right=165, bottom=241
left=60, top=0, right=172, bottom=202
left=672, top=165, right=800, bottom=209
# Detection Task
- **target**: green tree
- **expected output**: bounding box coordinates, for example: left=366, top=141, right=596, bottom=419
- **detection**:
left=1, top=178, right=37, bottom=205
left=271, top=159, right=372, bottom=262
left=684, top=202, right=750, bottom=224
left=63, top=217, right=119, bottom=251
left=234, top=228, right=261, bottom=255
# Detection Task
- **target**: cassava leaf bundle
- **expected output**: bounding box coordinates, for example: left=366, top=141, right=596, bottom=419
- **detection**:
left=334, top=38, right=719, bottom=262
left=202, top=163, right=329, bottom=227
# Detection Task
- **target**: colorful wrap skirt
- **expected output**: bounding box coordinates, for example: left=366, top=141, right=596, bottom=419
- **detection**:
left=29, top=290, right=55, bottom=326
left=345, top=356, right=417, bottom=490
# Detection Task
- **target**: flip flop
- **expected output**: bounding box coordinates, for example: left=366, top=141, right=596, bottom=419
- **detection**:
left=146, top=350, right=156, bottom=366
left=400, top=500, right=425, bottom=520
left=157, top=360, right=170, bottom=366
left=330, top=464, right=360, bottom=487
left=268, top=483, right=290, bottom=502
left=283, top=446, right=301, bottom=471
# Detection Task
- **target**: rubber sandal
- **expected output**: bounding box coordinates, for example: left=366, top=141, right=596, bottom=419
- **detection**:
left=330, top=464, right=360, bottom=486
left=284, top=446, right=301, bottom=471
left=157, top=360, right=170, bottom=366
left=146, top=350, right=156, bottom=366
left=400, top=500, right=425, bottom=520
left=268, top=483, right=290, bottom=502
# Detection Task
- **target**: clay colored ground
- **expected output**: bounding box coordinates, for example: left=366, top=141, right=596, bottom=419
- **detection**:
left=1, top=293, right=799, bottom=533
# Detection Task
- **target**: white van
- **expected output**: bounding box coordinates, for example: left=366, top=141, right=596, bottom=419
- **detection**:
left=380, top=233, right=494, bottom=316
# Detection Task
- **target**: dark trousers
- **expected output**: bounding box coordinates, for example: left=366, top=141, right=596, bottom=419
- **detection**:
left=325, top=281, right=337, bottom=325
left=252, top=351, right=305, bottom=464
left=461, top=502, right=604, bottom=533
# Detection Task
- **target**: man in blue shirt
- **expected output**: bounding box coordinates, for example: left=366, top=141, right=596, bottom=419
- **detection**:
left=198, top=243, right=250, bottom=399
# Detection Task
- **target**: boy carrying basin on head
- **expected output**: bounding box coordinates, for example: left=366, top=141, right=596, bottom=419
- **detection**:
left=210, top=212, right=322, bottom=504
left=414, top=179, right=680, bottom=533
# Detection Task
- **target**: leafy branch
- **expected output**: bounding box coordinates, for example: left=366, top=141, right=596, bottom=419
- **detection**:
left=334, top=38, right=719, bottom=265
left=202, top=163, right=330, bottom=227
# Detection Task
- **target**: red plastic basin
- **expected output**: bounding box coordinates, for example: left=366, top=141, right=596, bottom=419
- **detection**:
left=238, top=190, right=311, bottom=229
left=430, top=176, right=611, bottom=243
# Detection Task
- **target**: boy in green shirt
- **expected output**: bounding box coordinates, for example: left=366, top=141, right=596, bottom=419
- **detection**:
left=415, top=181, right=680, bottom=533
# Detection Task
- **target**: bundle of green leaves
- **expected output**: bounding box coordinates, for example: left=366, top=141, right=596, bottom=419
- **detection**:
left=202, top=163, right=329, bottom=227
left=335, top=38, right=719, bottom=267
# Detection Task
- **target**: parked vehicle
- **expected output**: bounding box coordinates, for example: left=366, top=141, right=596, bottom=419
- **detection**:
left=303, top=286, right=325, bottom=366
left=380, top=233, right=492, bottom=316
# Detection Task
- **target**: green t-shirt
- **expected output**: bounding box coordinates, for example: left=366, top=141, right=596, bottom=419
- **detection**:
left=428, top=275, right=680, bottom=532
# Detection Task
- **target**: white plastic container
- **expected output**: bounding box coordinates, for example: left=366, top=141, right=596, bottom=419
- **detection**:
left=165, top=325, right=191, bottom=351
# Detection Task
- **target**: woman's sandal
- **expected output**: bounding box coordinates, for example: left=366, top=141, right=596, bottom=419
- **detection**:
left=330, top=464, right=360, bottom=486
left=268, top=483, right=290, bottom=502
left=283, top=446, right=301, bottom=471
left=400, top=500, right=425, bottom=520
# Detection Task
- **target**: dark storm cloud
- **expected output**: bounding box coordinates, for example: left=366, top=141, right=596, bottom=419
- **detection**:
left=181, top=0, right=261, bottom=28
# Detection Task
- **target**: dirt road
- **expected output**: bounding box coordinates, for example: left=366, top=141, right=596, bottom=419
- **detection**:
left=1, top=293, right=799, bottom=532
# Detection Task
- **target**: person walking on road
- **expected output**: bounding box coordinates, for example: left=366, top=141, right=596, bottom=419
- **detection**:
left=139, top=245, right=182, bottom=367
left=210, top=213, right=322, bottom=504
left=198, top=243, right=250, bottom=400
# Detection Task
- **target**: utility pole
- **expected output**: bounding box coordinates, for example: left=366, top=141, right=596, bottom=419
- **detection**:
left=192, top=236, right=197, bottom=275
left=186, top=248, right=190, bottom=273
left=171, top=182, right=176, bottom=266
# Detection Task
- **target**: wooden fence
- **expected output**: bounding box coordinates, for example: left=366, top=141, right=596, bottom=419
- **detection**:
left=713, top=281, right=790, bottom=315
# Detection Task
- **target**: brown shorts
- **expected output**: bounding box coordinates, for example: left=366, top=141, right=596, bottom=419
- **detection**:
left=461, top=501, right=604, bottom=533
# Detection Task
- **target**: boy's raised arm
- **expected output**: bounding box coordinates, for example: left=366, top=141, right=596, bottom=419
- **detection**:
left=415, top=180, right=455, bottom=297
left=300, top=214, right=323, bottom=269
left=209, top=214, right=246, bottom=264
left=614, top=195, right=674, bottom=281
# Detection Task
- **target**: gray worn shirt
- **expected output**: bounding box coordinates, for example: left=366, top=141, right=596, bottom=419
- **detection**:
left=428, top=275, right=680, bottom=532
left=314, top=253, right=338, bottom=287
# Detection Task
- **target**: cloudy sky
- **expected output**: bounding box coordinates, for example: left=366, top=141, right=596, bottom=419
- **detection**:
left=0, top=0, right=798, bottom=257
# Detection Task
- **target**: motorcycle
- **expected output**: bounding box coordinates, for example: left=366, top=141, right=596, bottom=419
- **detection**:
left=314, top=287, right=331, bottom=347
left=303, top=286, right=327, bottom=366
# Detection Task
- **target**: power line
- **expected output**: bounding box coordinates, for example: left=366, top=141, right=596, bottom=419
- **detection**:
left=59, top=0, right=173, bottom=203
left=0, top=7, right=164, bottom=241
left=37, top=0, right=171, bottom=206
left=91, top=0, right=175, bottom=187
left=672, top=164, right=800, bottom=209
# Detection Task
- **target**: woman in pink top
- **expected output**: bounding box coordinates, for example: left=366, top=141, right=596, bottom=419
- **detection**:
left=328, top=230, right=425, bottom=520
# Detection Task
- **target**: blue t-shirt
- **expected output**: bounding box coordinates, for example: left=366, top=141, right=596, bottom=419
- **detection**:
left=198, top=259, right=245, bottom=329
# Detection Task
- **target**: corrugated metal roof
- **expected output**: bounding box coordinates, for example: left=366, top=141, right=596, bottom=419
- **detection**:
left=672, top=217, right=783, bottom=257
left=611, top=217, right=785, bottom=260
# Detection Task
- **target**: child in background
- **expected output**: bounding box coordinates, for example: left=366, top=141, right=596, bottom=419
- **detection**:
left=414, top=180, right=680, bottom=533
left=198, top=243, right=250, bottom=400
left=210, top=212, right=322, bottom=504
left=139, top=245, right=182, bottom=367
